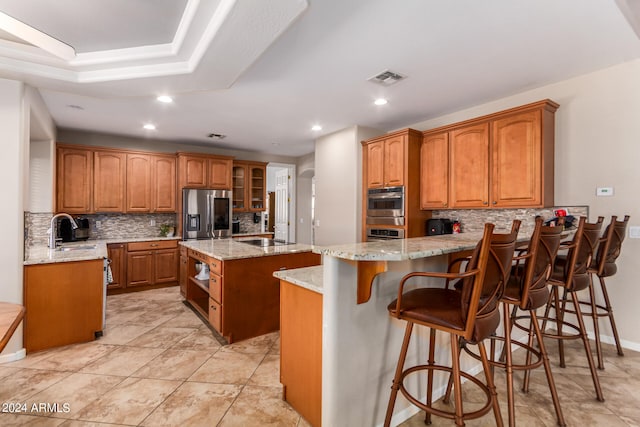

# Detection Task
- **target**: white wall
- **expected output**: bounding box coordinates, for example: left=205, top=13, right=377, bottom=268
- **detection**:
left=408, top=59, right=640, bottom=348
left=296, top=152, right=315, bottom=244
left=314, top=125, right=381, bottom=245
left=0, top=79, right=26, bottom=357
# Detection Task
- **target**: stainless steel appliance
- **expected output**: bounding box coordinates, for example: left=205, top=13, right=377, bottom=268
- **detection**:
left=366, top=186, right=405, bottom=225
left=366, top=227, right=405, bottom=241
left=182, top=189, right=233, bottom=239
left=59, top=217, right=90, bottom=242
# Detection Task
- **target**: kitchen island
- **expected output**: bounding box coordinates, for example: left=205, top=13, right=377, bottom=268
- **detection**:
left=277, top=232, right=513, bottom=427
left=179, top=238, right=320, bottom=343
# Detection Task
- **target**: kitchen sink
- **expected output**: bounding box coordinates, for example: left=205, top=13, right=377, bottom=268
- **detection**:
left=239, top=238, right=293, bottom=247
left=55, top=244, right=97, bottom=251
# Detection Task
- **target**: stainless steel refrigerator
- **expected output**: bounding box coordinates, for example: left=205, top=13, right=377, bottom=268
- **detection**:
left=182, top=189, right=232, bottom=239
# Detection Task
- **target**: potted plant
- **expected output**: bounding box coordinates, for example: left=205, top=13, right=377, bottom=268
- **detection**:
left=159, top=224, right=172, bottom=237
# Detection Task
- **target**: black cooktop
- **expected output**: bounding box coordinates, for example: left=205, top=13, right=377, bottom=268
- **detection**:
left=239, top=238, right=293, bottom=247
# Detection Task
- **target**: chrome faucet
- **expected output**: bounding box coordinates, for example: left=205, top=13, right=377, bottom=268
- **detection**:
left=48, top=213, right=78, bottom=248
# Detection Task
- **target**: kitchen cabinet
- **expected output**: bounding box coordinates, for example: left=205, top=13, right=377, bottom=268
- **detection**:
left=126, top=153, right=176, bottom=213
left=56, top=147, right=93, bottom=213
left=232, top=161, right=267, bottom=212
left=364, top=135, right=405, bottom=189
left=24, top=259, right=103, bottom=353
left=420, top=99, right=558, bottom=209
left=208, top=157, right=233, bottom=189
left=420, top=132, right=449, bottom=209
left=124, top=240, right=179, bottom=289
left=107, top=243, right=126, bottom=290
left=93, top=150, right=126, bottom=212
left=178, top=153, right=233, bottom=190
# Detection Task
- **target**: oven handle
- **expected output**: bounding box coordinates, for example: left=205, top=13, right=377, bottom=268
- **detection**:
left=368, top=193, right=403, bottom=200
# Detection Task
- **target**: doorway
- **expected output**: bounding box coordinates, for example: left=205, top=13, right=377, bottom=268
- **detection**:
left=267, top=163, right=296, bottom=242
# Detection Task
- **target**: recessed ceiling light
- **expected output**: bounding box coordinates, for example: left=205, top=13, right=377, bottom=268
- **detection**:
left=143, top=124, right=156, bottom=130
left=157, top=95, right=173, bottom=103
left=374, top=98, right=388, bottom=106
left=311, top=125, right=322, bottom=131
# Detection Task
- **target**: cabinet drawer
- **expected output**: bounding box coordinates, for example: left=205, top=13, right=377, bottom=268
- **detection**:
left=209, top=273, right=222, bottom=302
left=128, top=240, right=178, bottom=251
left=209, top=258, right=222, bottom=276
left=188, top=249, right=210, bottom=264
left=209, top=298, right=222, bottom=332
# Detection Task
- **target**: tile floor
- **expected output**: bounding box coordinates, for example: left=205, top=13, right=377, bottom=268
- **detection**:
left=1, top=286, right=639, bottom=426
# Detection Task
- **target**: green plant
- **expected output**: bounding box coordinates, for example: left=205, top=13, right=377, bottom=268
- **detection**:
left=159, top=223, right=171, bottom=237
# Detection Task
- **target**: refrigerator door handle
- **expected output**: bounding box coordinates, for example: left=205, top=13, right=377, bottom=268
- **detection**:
left=206, top=193, right=212, bottom=237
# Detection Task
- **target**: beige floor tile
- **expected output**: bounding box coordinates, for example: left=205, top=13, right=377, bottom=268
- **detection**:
left=0, top=414, right=65, bottom=426
left=140, top=382, right=242, bottom=426
left=124, top=326, right=197, bottom=348
left=248, top=354, right=281, bottom=387
left=164, top=310, right=207, bottom=328
left=96, top=324, right=155, bottom=345
left=131, top=348, right=212, bottom=380
left=78, top=346, right=165, bottom=376
left=0, top=365, right=21, bottom=379
left=0, top=369, right=71, bottom=402
left=171, top=327, right=223, bottom=353
left=32, top=343, right=117, bottom=372
left=218, top=385, right=300, bottom=427
left=224, top=332, right=278, bottom=355
left=72, top=377, right=181, bottom=425
left=24, top=373, right=124, bottom=419
left=4, top=349, right=57, bottom=369
left=58, top=421, right=125, bottom=427
left=189, top=348, right=264, bottom=384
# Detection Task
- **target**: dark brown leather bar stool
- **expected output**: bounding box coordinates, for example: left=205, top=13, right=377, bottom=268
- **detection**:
left=586, top=215, right=630, bottom=369
left=540, top=216, right=605, bottom=401
left=489, top=217, right=566, bottom=427
left=384, top=222, right=519, bottom=427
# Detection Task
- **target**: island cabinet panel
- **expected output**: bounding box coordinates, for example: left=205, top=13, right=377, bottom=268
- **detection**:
left=280, top=280, right=322, bottom=427
left=125, top=153, right=152, bottom=212
left=56, top=147, right=93, bottom=213
left=449, top=123, right=490, bottom=208
left=179, top=246, right=188, bottom=297
left=24, top=259, right=103, bottom=353
left=93, top=151, right=126, bottom=212
left=107, top=243, right=126, bottom=290
left=420, top=132, right=449, bottom=209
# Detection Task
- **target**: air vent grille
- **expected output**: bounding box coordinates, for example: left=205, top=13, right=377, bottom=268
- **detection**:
left=368, top=70, right=406, bottom=86
left=207, top=133, right=226, bottom=139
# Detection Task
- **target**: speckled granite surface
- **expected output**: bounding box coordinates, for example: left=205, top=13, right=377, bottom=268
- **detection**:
left=24, top=241, right=108, bottom=265
left=273, top=265, right=324, bottom=294
left=180, top=239, right=315, bottom=261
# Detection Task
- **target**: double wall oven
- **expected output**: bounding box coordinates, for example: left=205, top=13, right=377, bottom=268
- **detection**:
left=365, top=186, right=405, bottom=241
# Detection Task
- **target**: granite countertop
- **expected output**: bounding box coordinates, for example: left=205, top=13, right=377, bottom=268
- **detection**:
left=24, top=241, right=109, bottom=265
left=180, top=239, right=315, bottom=261
left=274, top=265, right=324, bottom=294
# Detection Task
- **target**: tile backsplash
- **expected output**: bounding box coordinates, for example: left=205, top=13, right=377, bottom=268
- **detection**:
left=430, top=206, right=589, bottom=235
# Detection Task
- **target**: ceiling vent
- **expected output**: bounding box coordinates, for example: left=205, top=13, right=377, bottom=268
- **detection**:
left=207, top=133, right=227, bottom=139
left=368, top=70, right=406, bottom=86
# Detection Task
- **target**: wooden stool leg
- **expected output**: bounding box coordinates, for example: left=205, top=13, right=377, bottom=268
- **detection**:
left=587, top=273, right=604, bottom=369
left=531, top=311, right=566, bottom=426
left=571, top=291, right=604, bottom=402
left=384, top=322, right=414, bottom=427
left=450, top=333, right=465, bottom=427
left=599, top=276, right=624, bottom=357
left=554, top=287, right=567, bottom=368
left=522, top=314, right=536, bottom=392
left=425, top=328, right=436, bottom=425
left=478, top=340, right=504, bottom=427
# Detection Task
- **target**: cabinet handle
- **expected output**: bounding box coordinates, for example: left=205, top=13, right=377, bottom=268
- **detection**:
left=483, top=201, right=488, bottom=205
left=150, top=243, right=159, bottom=247
left=492, top=201, right=497, bottom=205
left=210, top=305, right=217, bottom=311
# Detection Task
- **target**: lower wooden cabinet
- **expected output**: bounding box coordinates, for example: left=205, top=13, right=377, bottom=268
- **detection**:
left=24, top=259, right=104, bottom=353
left=106, top=243, right=126, bottom=290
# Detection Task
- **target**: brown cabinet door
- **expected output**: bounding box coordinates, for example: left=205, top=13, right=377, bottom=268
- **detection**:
left=249, top=164, right=266, bottom=211
left=94, top=151, right=126, bottom=212
left=180, top=155, right=208, bottom=188
left=450, top=123, right=490, bottom=208
left=126, top=153, right=152, bottom=212
left=153, top=155, right=176, bottom=212
left=107, top=244, right=126, bottom=290
left=366, top=141, right=385, bottom=188
left=179, top=254, right=188, bottom=297
left=491, top=110, right=542, bottom=207
left=154, top=248, right=179, bottom=284
left=420, top=132, right=449, bottom=209
left=384, top=136, right=405, bottom=187
left=127, top=251, right=154, bottom=287
left=232, top=163, right=247, bottom=211
left=56, top=147, right=92, bottom=213
left=208, top=158, right=232, bottom=189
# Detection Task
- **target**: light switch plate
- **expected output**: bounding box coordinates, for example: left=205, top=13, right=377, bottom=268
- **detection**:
left=596, top=187, right=614, bottom=196
left=629, top=226, right=640, bottom=239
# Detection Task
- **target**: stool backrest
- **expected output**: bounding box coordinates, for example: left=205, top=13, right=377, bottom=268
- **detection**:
left=519, top=217, right=563, bottom=310
left=461, top=220, right=520, bottom=342
left=594, top=215, right=630, bottom=277
left=558, top=216, right=602, bottom=291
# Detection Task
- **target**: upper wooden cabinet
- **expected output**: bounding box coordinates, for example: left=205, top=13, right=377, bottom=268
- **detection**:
left=93, top=151, right=126, bottom=212
left=232, top=161, right=267, bottom=212
left=126, top=153, right=176, bottom=213
left=56, top=147, right=92, bottom=213
left=420, top=99, right=558, bottom=209
left=178, top=153, right=233, bottom=190
left=364, top=135, right=406, bottom=188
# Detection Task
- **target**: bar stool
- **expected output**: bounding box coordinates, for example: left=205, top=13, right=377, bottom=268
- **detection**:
left=586, top=215, right=630, bottom=369
left=384, top=222, right=519, bottom=427
left=487, top=217, right=565, bottom=427
left=540, top=216, right=605, bottom=401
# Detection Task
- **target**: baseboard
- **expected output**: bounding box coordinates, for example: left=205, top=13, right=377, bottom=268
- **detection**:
left=0, top=348, right=26, bottom=364
left=586, top=331, right=640, bottom=352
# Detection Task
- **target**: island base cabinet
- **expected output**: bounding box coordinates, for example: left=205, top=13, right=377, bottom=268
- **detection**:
left=208, top=298, right=222, bottom=332
left=24, top=260, right=103, bottom=353
left=280, top=280, right=322, bottom=427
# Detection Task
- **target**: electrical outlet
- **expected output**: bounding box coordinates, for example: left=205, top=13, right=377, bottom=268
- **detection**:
left=596, top=187, right=614, bottom=196
left=95, top=220, right=101, bottom=228
left=629, top=226, right=640, bottom=239
left=150, top=219, right=156, bottom=226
